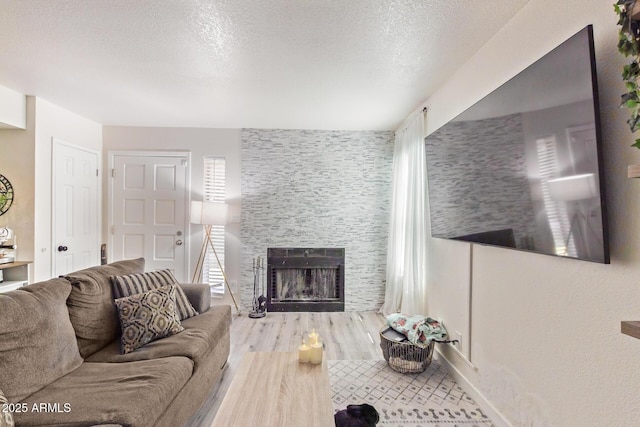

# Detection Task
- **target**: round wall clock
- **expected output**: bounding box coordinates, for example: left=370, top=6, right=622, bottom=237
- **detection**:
left=0, top=174, right=14, bottom=216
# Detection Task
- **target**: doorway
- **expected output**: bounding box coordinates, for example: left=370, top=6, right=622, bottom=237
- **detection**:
left=52, top=140, right=100, bottom=276
left=109, top=151, right=190, bottom=280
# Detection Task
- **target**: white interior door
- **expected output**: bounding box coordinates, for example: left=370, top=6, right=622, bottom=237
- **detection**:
left=110, top=153, right=189, bottom=280
left=53, top=140, right=100, bottom=276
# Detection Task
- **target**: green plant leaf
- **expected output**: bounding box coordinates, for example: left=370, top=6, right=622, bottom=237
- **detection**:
left=628, top=113, right=640, bottom=131
left=619, top=13, right=629, bottom=27
left=622, top=61, right=640, bottom=79
left=619, top=38, right=635, bottom=56
left=621, top=91, right=639, bottom=105
left=616, top=0, right=640, bottom=149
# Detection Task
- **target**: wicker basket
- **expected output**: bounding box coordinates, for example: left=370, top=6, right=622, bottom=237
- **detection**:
left=379, top=326, right=435, bottom=374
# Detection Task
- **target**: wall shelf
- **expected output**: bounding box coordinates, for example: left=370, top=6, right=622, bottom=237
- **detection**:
left=621, top=321, right=640, bottom=339
left=628, top=164, right=640, bottom=178
left=627, top=165, right=640, bottom=178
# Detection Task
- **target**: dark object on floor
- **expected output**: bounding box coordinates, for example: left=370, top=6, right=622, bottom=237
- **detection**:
left=334, top=404, right=379, bottom=427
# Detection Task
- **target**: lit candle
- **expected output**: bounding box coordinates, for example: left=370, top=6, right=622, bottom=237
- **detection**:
left=309, top=337, right=323, bottom=364
left=298, top=339, right=310, bottom=363
left=308, top=328, right=319, bottom=346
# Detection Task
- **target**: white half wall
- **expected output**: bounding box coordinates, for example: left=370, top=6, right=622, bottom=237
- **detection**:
left=0, top=85, right=26, bottom=129
left=426, top=1, right=640, bottom=426
left=102, top=126, right=242, bottom=306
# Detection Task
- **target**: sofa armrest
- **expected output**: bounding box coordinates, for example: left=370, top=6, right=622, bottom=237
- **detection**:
left=179, top=283, right=211, bottom=313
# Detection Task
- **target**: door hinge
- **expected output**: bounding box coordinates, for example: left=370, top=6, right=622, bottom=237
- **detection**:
left=96, top=169, right=99, bottom=177
left=111, top=168, right=115, bottom=178
left=111, top=226, right=115, bottom=234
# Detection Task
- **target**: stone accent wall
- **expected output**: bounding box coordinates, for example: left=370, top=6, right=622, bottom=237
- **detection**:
left=425, top=113, right=535, bottom=245
left=241, top=128, right=394, bottom=311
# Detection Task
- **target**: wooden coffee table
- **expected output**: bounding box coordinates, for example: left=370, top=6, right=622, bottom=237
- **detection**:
left=211, top=351, right=334, bottom=427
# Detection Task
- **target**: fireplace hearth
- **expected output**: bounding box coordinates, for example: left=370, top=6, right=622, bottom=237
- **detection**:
left=267, top=248, right=345, bottom=312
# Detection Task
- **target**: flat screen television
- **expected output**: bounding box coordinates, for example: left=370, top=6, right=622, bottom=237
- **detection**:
left=425, top=25, right=609, bottom=263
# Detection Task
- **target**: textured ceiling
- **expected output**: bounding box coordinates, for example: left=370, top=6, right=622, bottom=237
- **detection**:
left=0, top=0, right=530, bottom=130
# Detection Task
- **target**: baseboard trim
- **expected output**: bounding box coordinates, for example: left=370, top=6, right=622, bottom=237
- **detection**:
left=435, top=347, right=512, bottom=427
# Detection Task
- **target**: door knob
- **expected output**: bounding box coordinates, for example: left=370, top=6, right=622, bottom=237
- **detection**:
left=176, top=240, right=183, bottom=246
left=57, top=246, right=68, bottom=252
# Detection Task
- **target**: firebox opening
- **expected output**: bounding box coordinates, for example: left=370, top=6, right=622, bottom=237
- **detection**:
left=267, top=248, right=345, bottom=312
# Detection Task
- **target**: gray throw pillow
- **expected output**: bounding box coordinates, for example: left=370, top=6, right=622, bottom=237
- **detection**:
left=111, top=270, right=198, bottom=320
left=114, top=285, right=185, bottom=355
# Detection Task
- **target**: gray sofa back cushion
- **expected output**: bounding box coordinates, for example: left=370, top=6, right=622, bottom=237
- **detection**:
left=64, top=258, right=144, bottom=358
left=0, top=278, right=83, bottom=402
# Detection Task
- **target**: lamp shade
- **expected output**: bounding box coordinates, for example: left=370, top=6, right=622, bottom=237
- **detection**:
left=547, top=173, right=597, bottom=202
left=190, top=200, right=228, bottom=225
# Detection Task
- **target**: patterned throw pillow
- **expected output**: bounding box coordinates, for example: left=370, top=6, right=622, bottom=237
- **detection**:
left=0, top=388, right=14, bottom=427
left=114, top=285, right=185, bottom=355
left=111, top=270, right=198, bottom=320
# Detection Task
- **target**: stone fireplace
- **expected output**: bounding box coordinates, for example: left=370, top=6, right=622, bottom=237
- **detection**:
left=267, top=248, right=345, bottom=312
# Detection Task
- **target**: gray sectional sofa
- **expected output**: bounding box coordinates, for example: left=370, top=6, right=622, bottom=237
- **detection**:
left=0, top=258, right=231, bottom=427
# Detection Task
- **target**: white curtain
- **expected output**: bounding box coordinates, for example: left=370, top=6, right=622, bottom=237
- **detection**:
left=381, top=110, right=428, bottom=316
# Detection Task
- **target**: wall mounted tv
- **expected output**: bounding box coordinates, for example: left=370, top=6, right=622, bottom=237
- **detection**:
left=425, top=25, right=609, bottom=263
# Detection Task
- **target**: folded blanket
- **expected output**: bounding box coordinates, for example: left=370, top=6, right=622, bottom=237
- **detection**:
left=386, top=314, right=447, bottom=348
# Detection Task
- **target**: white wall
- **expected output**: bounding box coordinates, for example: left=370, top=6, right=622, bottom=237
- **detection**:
left=426, top=1, right=640, bottom=426
left=33, top=97, right=102, bottom=281
left=102, top=127, right=242, bottom=306
left=0, top=85, right=26, bottom=129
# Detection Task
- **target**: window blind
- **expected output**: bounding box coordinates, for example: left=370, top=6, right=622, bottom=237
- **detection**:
left=203, top=157, right=226, bottom=293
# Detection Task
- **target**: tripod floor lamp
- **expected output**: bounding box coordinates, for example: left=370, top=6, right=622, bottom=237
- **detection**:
left=190, top=200, right=240, bottom=313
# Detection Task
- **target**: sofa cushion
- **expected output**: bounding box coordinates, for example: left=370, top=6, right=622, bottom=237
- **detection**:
left=0, top=388, right=14, bottom=427
left=111, top=269, right=198, bottom=320
left=12, top=357, right=193, bottom=427
left=115, top=285, right=184, bottom=354
left=0, top=279, right=83, bottom=402
left=64, top=258, right=145, bottom=358
left=86, top=304, right=231, bottom=366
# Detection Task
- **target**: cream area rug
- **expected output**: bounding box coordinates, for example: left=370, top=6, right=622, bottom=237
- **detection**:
left=328, top=359, right=495, bottom=426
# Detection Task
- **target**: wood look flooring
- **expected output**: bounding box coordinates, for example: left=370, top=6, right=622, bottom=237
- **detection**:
left=184, top=311, right=386, bottom=427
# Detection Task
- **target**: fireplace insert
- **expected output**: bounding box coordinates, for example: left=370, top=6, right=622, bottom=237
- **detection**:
left=267, top=248, right=345, bottom=312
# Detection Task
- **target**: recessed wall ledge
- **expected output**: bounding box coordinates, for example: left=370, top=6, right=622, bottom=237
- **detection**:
left=0, top=85, right=26, bottom=129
